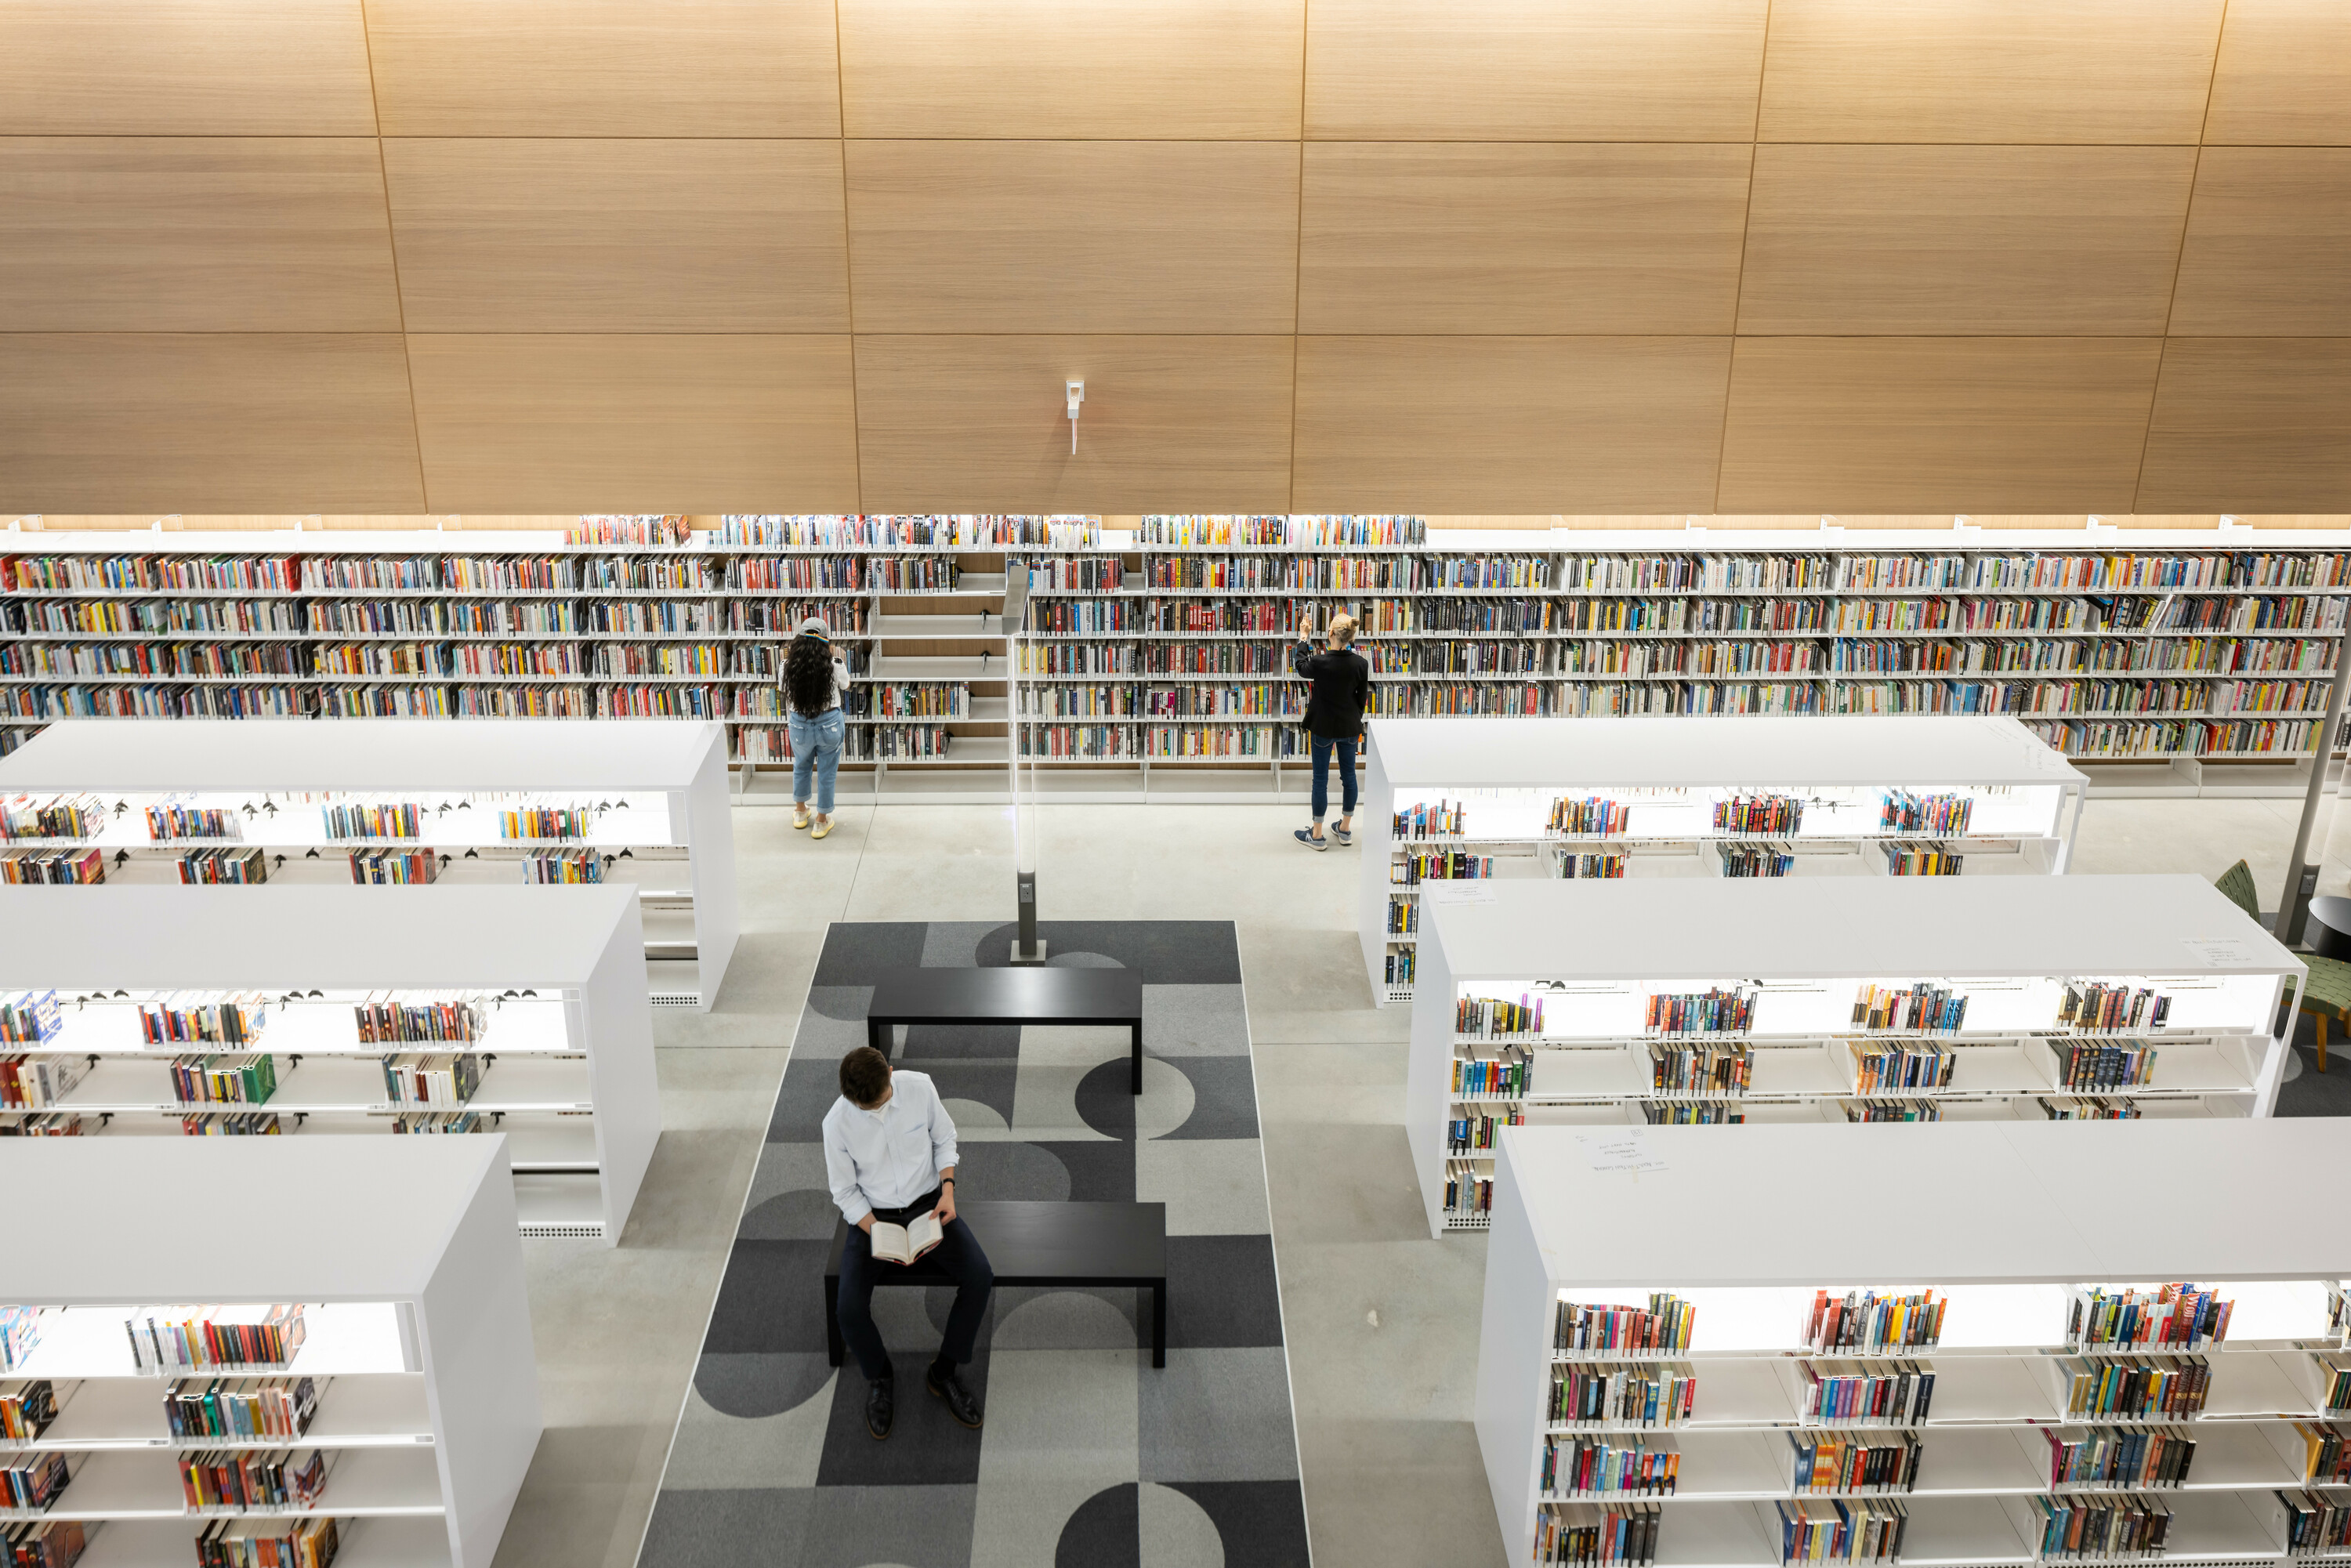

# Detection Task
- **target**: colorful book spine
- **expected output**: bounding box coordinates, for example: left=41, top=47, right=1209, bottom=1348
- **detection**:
left=2058, top=1356, right=2211, bottom=1420
left=1543, top=1435, right=1679, bottom=1497
left=1849, top=984, right=1967, bottom=1034
left=1798, top=1360, right=1936, bottom=1425
left=1532, top=1501, right=1661, bottom=1566
left=2032, top=1494, right=2172, bottom=1559
left=1801, top=1290, right=1946, bottom=1353
left=2070, top=1285, right=2232, bottom=1351
left=168, top=1054, right=277, bottom=1106
left=1556, top=1295, right=1697, bottom=1356
left=1643, top=988, right=1755, bottom=1035
left=1549, top=1364, right=1697, bottom=1428
left=1714, top=794, right=1803, bottom=835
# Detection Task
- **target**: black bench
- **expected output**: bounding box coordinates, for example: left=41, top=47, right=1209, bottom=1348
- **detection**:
left=866, top=965, right=1147, bottom=1095
left=824, top=1199, right=1168, bottom=1369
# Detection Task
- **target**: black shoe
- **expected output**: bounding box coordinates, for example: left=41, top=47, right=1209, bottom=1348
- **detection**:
left=865, top=1377, right=894, bottom=1440
left=927, top=1363, right=983, bottom=1429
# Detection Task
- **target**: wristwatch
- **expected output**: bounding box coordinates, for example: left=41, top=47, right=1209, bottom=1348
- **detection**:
left=940, top=1178, right=955, bottom=1186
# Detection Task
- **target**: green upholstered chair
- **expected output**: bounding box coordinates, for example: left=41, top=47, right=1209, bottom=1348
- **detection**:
left=2216, top=859, right=2351, bottom=1072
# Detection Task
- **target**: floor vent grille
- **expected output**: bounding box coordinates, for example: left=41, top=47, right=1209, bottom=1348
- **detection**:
left=520, top=1222, right=606, bottom=1240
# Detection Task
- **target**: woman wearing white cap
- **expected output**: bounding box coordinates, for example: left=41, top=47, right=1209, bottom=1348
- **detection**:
left=784, top=617, right=853, bottom=838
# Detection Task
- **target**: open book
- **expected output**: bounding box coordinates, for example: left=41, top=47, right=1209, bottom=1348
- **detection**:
left=870, top=1210, right=944, bottom=1266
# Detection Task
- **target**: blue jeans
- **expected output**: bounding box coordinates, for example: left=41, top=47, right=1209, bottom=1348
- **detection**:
left=1310, top=735, right=1358, bottom=823
left=789, top=708, right=844, bottom=813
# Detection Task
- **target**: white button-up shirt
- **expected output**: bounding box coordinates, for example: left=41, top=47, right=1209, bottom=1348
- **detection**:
left=821, top=1069, right=960, bottom=1226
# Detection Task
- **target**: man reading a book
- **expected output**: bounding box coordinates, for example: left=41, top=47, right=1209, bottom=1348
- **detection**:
left=822, top=1045, right=992, bottom=1439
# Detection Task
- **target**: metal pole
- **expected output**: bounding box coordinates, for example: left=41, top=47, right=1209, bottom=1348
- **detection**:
left=1004, top=565, right=1045, bottom=962
left=2274, top=625, right=2351, bottom=943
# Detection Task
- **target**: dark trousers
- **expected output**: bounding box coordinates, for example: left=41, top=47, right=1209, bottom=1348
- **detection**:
left=835, top=1186, right=994, bottom=1383
left=1310, top=734, right=1359, bottom=822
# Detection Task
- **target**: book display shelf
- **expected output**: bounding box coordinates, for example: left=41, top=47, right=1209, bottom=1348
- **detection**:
left=1407, top=877, right=2299, bottom=1237
left=1361, top=715, right=2090, bottom=1006
left=0, top=718, right=737, bottom=1009
left=0, top=1135, right=539, bottom=1567
left=6, top=516, right=2340, bottom=803
left=0, top=884, right=658, bottom=1242
left=1475, top=1118, right=2351, bottom=1568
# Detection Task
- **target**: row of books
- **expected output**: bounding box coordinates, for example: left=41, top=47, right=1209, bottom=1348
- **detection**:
left=2280, top=1490, right=2351, bottom=1555
left=1882, top=843, right=1965, bottom=875
left=2033, top=1493, right=2170, bottom=1558
left=1848, top=1041, right=1955, bottom=1095
left=2054, top=1041, right=2160, bottom=1091
left=0, top=1057, right=83, bottom=1110
left=1458, top=995, right=1543, bottom=1037
left=1139, top=515, right=1425, bottom=549
left=721, top=514, right=1099, bottom=549
left=521, top=852, right=601, bottom=883
left=2, top=1518, right=85, bottom=1566
left=1533, top=1500, right=1660, bottom=1565
left=1651, top=1043, right=1752, bottom=1095
left=567, top=514, right=690, bottom=549
left=1715, top=795, right=1804, bottom=835
left=1842, top=1099, right=1940, bottom=1122
left=2059, top=1356, right=2211, bottom=1421
left=1542, top=1434, right=1679, bottom=1497
left=2047, top=1426, right=2197, bottom=1490
left=2059, top=985, right=2172, bottom=1034
left=147, top=800, right=241, bottom=842
left=0, top=796, right=100, bottom=844
left=1777, top=1497, right=1907, bottom=1563
left=143, top=999, right=266, bottom=1048
left=1447, top=1106, right=1523, bottom=1153
left=1646, top=988, right=1756, bottom=1037
left=1551, top=1364, right=1698, bottom=1429
left=1801, top=1360, right=1936, bottom=1425
left=348, top=849, right=434, bottom=884
left=1720, top=842, right=1796, bottom=877
left=2039, top=1095, right=2143, bottom=1120
left=1393, top=850, right=1493, bottom=885
left=1, top=1450, right=68, bottom=1509
left=1552, top=797, right=1631, bottom=836
left=0, top=1380, right=56, bottom=1440
left=0, top=994, right=59, bottom=1045
left=1802, top=1290, right=1945, bottom=1353
left=1383, top=896, right=1417, bottom=936
left=193, top=1515, right=339, bottom=1568
left=1640, top=1100, right=1744, bottom=1124
left=1559, top=853, right=1631, bottom=880
left=380, top=1053, right=480, bottom=1109
left=354, top=997, right=483, bottom=1046
left=2071, top=1285, right=2232, bottom=1351
left=1384, top=949, right=1416, bottom=987
left=1452, top=1053, right=1532, bottom=1098
left=1852, top=984, right=1969, bottom=1035
left=1556, top=1296, right=1697, bottom=1356
left=178, top=848, right=268, bottom=885
left=1442, top=1161, right=1492, bottom=1220
left=1393, top=798, right=1465, bottom=840
left=0, top=849, right=103, bottom=885
left=1790, top=1431, right=1922, bottom=1494
left=183, top=1113, right=281, bottom=1136
left=180, top=1445, right=327, bottom=1512
left=129, top=1306, right=307, bottom=1374
left=171, top=1054, right=277, bottom=1106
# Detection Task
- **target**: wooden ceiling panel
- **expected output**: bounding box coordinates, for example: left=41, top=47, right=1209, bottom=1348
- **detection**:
left=1757, top=0, right=2226, bottom=143
left=1717, top=339, right=2164, bottom=513
left=845, top=142, right=1299, bottom=334
left=839, top=0, right=1303, bottom=138
left=407, top=335, right=859, bottom=512
left=2204, top=0, right=2351, bottom=145
left=0, top=334, right=424, bottom=512
left=1298, top=143, right=1750, bottom=335
left=362, top=0, right=841, bottom=136
left=853, top=335, right=1295, bottom=513
left=1304, top=0, right=1769, bottom=141
left=2168, top=150, right=2351, bottom=337
left=2137, top=339, right=2351, bottom=512
left=0, top=1, right=375, bottom=135
left=1292, top=337, right=1733, bottom=513
left=0, top=138, right=400, bottom=332
left=380, top=139, right=847, bottom=333
left=1738, top=146, right=2197, bottom=336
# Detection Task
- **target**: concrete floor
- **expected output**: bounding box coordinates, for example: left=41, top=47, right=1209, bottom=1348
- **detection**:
left=488, top=788, right=2351, bottom=1568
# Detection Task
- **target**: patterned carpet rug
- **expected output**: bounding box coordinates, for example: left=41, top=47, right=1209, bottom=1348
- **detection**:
left=637, top=920, right=1311, bottom=1568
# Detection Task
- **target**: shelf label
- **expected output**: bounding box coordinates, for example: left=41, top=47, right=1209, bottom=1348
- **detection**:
left=2182, top=936, right=2261, bottom=969
left=1576, top=1131, right=1667, bottom=1176
left=1421, top=885, right=1498, bottom=907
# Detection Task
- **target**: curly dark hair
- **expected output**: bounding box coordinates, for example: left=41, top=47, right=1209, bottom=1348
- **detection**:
left=784, top=633, right=836, bottom=718
left=839, top=1045, right=891, bottom=1107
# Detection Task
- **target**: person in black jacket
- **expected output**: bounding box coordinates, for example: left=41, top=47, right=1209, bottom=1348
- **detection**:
left=1291, top=613, right=1371, bottom=850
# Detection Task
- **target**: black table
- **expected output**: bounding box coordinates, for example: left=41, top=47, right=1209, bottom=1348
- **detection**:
left=867, top=965, right=1147, bottom=1094
left=2309, top=896, right=2351, bottom=962
left=823, top=1199, right=1168, bottom=1368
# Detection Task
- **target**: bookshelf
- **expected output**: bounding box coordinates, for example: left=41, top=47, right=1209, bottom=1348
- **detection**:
left=2, top=518, right=2340, bottom=805
left=0, top=717, right=737, bottom=1009
left=1407, top=876, right=2300, bottom=1238
left=1361, top=715, right=2090, bottom=1007
left=0, top=1135, right=538, bottom=1568
left=1475, top=1117, right=2351, bottom=1568
left=0, top=884, right=658, bottom=1243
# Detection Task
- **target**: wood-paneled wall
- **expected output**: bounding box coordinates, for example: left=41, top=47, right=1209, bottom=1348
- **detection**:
left=2, top=0, right=2347, bottom=515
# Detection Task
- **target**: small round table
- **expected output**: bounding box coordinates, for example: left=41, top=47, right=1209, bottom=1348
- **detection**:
left=2307, top=896, right=2351, bottom=962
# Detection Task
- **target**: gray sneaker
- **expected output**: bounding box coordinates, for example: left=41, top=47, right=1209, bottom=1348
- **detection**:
left=1293, top=828, right=1328, bottom=852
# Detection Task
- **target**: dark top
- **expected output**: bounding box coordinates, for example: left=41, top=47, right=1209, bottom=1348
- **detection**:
left=826, top=1200, right=1167, bottom=1283
left=865, top=965, right=1142, bottom=1025
left=1291, top=641, right=1371, bottom=739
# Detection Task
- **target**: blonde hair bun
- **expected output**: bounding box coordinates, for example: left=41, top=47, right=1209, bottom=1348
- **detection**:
left=1327, top=613, right=1358, bottom=646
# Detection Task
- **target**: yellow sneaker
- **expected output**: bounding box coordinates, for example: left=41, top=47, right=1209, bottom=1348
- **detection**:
left=792, top=807, right=811, bottom=830
left=811, top=817, right=833, bottom=840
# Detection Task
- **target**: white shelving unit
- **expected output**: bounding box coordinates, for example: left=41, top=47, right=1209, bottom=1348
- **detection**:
left=0, top=717, right=737, bottom=1009
left=0, top=884, right=658, bottom=1243
left=1475, top=1118, right=2351, bottom=1568
left=1407, top=875, right=2300, bottom=1238
left=0, top=1135, right=540, bottom=1568
left=1362, top=715, right=2091, bottom=1006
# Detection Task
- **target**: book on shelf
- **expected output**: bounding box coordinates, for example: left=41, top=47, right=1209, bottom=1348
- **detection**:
left=1444, top=1162, right=1494, bottom=1220
left=2295, top=1422, right=2349, bottom=1484
left=500, top=806, right=590, bottom=842
left=2054, top=1041, right=2159, bottom=1091
left=1719, top=842, right=1795, bottom=877
left=0, top=1312, right=37, bottom=1376
left=2059, top=984, right=2171, bottom=1034
left=2032, top=1493, right=2171, bottom=1559
left=1799, top=1360, right=1935, bottom=1425
left=0, top=1058, right=85, bottom=1112
left=2059, top=1356, right=2211, bottom=1420
left=379, top=1052, right=481, bottom=1109
left=142, top=996, right=266, bottom=1049
left=1649, top=1042, right=1751, bottom=1095
left=1776, top=1497, right=1907, bottom=1564
left=1448, top=1105, right=1525, bottom=1153
left=1551, top=1364, right=1696, bottom=1429
left=1533, top=1501, right=1660, bottom=1567
left=1556, top=851, right=1629, bottom=880
left=522, top=850, right=600, bottom=884
left=1846, top=1041, right=1954, bottom=1095
left=180, top=1445, right=328, bottom=1512
left=1850, top=984, right=1967, bottom=1035
left=1393, top=798, right=1465, bottom=840
left=128, top=1307, right=307, bottom=1375
left=1556, top=1295, right=1697, bottom=1356
left=1393, top=849, right=1491, bottom=884
left=147, top=797, right=244, bottom=843
left=1840, top=1099, right=1943, bottom=1123
left=0, top=994, right=59, bottom=1047
left=1542, top=1434, right=1678, bottom=1497
left=181, top=1112, right=281, bottom=1137
left=1641, top=1101, right=1744, bottom=1124
left=0, top=1518, right=84, bottom=1568
left=2070, top=1284, right=2232, bottom=1351
left=1881, top=843, right=1964, bottom=876
left=1802, top=1290, right=1944, bottom=1353
left=170, top=1054, right=277, bottom=1107
left=1643, top=987, right=1755, bottom=1036
left=1384, top=949, right=1416, bottom=987
left=355, top=994, right=484, bottom=1046
left=391, top=1110, right=487, bottom=1134
left=179, top=847, right=268, bottom=885
left=0, top=795, right=101, bottom=844
left=2278, top=1490, right=2351, bottom=1556
left=1714, top=795, right=1803, bottom=835
left=2325, top=1357, right=2351, bottom=1415
left=2047, top=1426, right=2196, bottom=1490
left=0, top=1450, right=68, bottom=1511
left=194, top=1514, right=339, bottom=1568
left=1788, top=1431, right=1922, bottom=1494
left=0, top=1382, right=57, bottom=1443
left=348, top=847, right=435, bottom=884
left=2039, top=1095, right=2143, bottom=1120
left=1458, top=995, right=1543, bottom=1037
left=1550, top=797, right=1629, bottom=836
left=1879, top=791, right=1973, bottom=835
left=165, top=1377, right=321, bottom=1442
left=1451, top=1051, right=1532, bottom=1098
left=0, top=850, right=103, bottom=886
left=1384, top=897, right=1417, bottom=936
left=320, top=802, right=422, bottom=842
